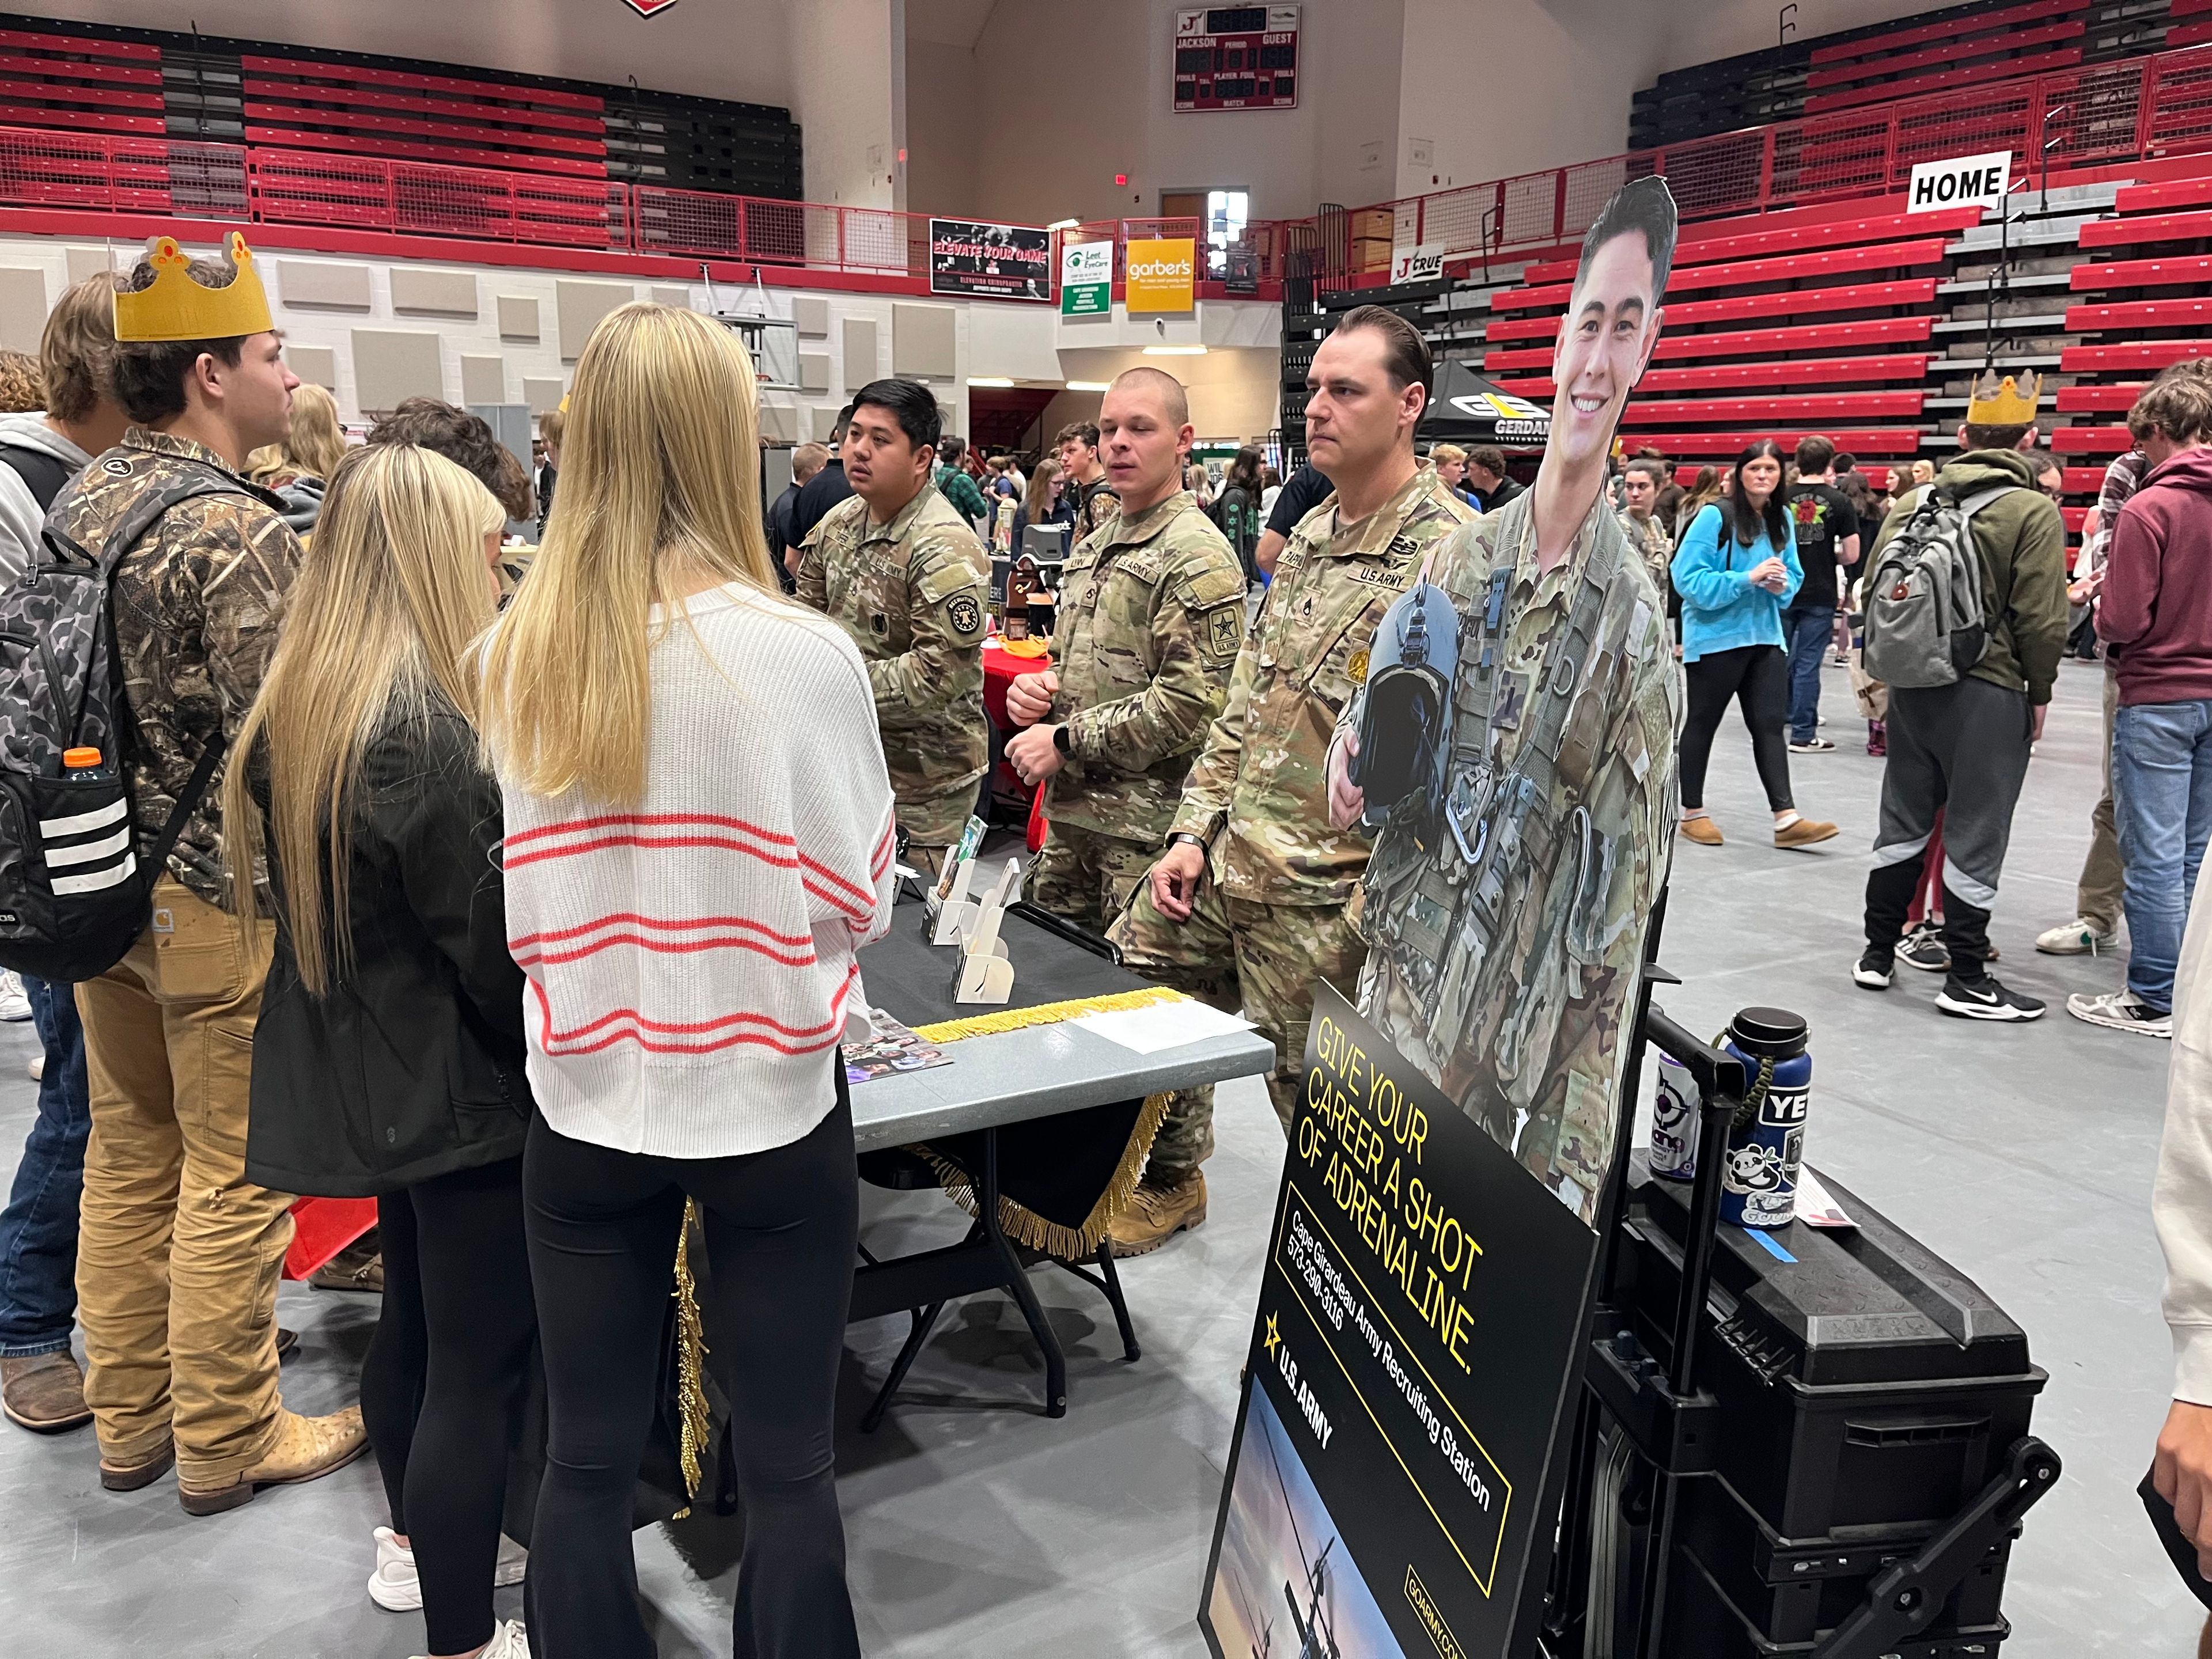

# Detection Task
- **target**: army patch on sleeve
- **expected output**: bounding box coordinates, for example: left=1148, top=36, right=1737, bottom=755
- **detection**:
left=1205, top=604, right=1243, bottom=659
left=946, top=592, right=983, bottom=636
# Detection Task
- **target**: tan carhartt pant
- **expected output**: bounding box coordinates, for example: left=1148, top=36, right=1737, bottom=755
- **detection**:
left=74, top=878, right=293, bottom=1484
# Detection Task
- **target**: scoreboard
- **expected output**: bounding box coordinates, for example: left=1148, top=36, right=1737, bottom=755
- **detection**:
left=1173, top=5, right=1300, bottom=112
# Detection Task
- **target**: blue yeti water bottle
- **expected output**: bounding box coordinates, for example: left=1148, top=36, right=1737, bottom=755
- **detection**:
left=1717, top=1006, right=1810, bottom=1230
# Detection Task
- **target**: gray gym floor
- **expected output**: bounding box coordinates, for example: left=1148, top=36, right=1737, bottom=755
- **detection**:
left=0, top=658, right=2191, bottom=1656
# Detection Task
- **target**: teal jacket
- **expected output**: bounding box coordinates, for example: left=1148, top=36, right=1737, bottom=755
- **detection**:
left=1671, top=501, right=1802, bottom=661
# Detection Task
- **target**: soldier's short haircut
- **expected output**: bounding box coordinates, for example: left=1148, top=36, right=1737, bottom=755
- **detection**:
left=1332, top=304, right=1433, bottom=406
left=111, top=255, right=253, bottom=425
left=851, top=377, right=942, bottom=456
left=42, top=271, right=119, bottom=425
left=1467, top=445, right=1508, bottom=478
left=368, top=397, right=535, bottom=522
left=1055, top=419, right=1100, bottom=450
left=1573, top=176, right=1677, bottom=309
left=1107, top=365, right=1190, bottom=427
left=830, top=402, right=857, bottom=444
left=1794, top=434, right=1836, bottom=475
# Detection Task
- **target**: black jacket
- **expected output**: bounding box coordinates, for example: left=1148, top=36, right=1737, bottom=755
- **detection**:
left=245, top=700, right=531, bottom=1198
left=790, top=457, right=853, bottom=548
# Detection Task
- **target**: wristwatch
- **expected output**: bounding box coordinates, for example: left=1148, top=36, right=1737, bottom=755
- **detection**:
left=1052, top=725, right=1073, bottom=755
left=1167, top=831, right=1208, bottom=853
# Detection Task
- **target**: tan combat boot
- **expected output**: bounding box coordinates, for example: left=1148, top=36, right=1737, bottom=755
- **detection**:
left=1, top=1350, right=90, bottom=1433
left=1108, top=1172, right=1207, bottom=1257
left=178, top=1405, right=369, bottom=1517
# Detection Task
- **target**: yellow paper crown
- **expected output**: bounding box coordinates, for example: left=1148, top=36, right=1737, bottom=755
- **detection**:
left=1967, top=369, right=2041, bottom=426
left=112, top=232, right=272, bottom=343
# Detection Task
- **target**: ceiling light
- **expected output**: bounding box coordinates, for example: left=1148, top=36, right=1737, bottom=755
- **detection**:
left=1046, top=218, right=1080, bottom=231
left=968, top=376, right=1014, bottom=387
left=1065, top=380, right=1111, bottom=391
left=1142, top=344, right=1207, bottom=357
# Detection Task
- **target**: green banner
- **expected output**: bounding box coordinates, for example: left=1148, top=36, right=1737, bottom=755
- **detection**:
left=1061, top=240, right=1113, bottom=317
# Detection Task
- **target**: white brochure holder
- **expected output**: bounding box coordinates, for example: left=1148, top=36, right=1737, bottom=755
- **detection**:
left=924, top=854, right=981, bottom=945
left=952, top=860, right=1021, bottom=1005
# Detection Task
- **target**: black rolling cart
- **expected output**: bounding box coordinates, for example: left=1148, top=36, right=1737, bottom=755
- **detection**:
left=1541, top=939, right=2063, bottom=1658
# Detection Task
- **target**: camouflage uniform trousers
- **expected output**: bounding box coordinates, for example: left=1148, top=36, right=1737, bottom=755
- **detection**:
left=1108, top=869, right=1368, bottom=1184
left=1028, top=820, right=1160, bottom=934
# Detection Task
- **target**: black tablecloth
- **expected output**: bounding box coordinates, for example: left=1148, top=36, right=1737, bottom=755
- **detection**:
left=857, top=893, right=1167, bottom=1260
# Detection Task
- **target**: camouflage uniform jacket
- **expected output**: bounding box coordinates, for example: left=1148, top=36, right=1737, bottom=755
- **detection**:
left=48, top=427, right=302, bottom=908
left=796, top=482, right=991, bottom=843
left=1349, top=493, right=1681, bottom=1221
left=1619, top=509, right=1673, bottom=593
left=1042, top=488, right=1247, bottom=843
left=1168, top=462, right=1474, bottom=907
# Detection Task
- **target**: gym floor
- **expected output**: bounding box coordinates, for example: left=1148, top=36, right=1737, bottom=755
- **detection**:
left=0, top=658, right=2191, bottom=1656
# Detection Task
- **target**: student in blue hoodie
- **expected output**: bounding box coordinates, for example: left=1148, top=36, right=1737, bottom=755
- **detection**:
left=1671, top=438, right=1839, bottom=849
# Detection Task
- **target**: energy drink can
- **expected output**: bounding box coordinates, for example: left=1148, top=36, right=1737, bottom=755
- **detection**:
left=1650, top=1050, right=1700, bottom=1182
left=1717, top=1006, right=1810, bottom=1230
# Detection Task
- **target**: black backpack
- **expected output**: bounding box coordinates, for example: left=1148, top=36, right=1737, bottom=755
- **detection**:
left=0, top=460, right=248, bottom=981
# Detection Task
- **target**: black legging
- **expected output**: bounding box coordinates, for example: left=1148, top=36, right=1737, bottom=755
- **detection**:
left=522, top=1074, right=861, bottom=1659
left=357, top=1156, right=536, bottom=1656
left=1679, top=643, right=1794, bottom=813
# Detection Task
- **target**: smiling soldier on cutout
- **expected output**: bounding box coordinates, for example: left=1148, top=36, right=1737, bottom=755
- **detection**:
left=1325, top=176, right=1686, bottom=1224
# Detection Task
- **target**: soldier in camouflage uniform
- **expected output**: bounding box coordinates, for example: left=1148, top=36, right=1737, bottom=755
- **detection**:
left=1619, top=454, right=1675, bottom=593
left=1002, top=370, right=1246, bottom=1253
left=797, top=379, right=991, bottom=865
left=1109, top=308, right=1475, bottom=1248
left=1328, top=175, right=1686, bottom=1225
left=58, top=234, right=366, bottom=1510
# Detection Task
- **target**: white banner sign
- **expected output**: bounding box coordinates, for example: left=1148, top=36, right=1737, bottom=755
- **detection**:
left=1907, top=149, right=2013, bottom=215
left=1389, top=241, right=1445, bottom=283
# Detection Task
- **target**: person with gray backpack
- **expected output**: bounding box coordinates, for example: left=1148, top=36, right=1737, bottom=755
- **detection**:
left=1853, top=370, right=2070, bottom=1021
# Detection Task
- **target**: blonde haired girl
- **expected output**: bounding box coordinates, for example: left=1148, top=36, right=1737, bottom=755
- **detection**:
left=226, top=441, right=533, bottom=1659
left=481, top=304, right=890, bottom=1657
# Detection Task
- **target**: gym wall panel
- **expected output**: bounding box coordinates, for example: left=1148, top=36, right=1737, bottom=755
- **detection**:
left=0, top=268, right=46, bottom=354
left=758, top=403, right=804, bottom=443
left=522, top=377, right=566, bottom=414
left=63, top=247, right=113, bottom=287
left=798, top=351, right=831, bottom=393
left=389, top=267, right=480, bottom=317
left=793, top=295, right=831, bottom=338
left=555, top=279, right=635, bottom=359
left=460, top=354, right=506, bottom=404
left=892, top=304, right=955, bottom=379
left=650, top=285, right=692, bottom=308
left=497, top=296, right=541, bottom=339
left=278, top=260, right=373, bottom=310
left=841, top=317, right=878, bottom=391
left=812, top=404, right=843, bottom=441
left=352, top=328, right=444, bottom=412
left=284, top=344, right=338, bottom=390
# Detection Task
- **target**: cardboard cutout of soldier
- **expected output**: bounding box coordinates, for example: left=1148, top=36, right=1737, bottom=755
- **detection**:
left=1326, top=176, right=1684, bottom=1224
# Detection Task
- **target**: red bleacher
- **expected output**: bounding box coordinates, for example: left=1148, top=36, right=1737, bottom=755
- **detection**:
left=241, top=56, right=608, bottom=179
left=1798, top=0, right=2087, bottom=116
left=0, top=26, right=163, bottom=138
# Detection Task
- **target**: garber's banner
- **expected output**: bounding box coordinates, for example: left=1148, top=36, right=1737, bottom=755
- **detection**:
left=1126, top=236, right=1196, bottom=312
left=929, top=218, right=1052, bottom=301
left=1205, top=173, right=1683, bottom=1656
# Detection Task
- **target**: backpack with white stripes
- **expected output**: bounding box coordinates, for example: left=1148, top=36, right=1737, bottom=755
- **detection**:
left=0, top=471, right=245, bottom=981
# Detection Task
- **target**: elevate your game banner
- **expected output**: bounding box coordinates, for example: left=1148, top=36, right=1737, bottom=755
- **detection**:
left=1203, top=172, right=1683, bottom=1659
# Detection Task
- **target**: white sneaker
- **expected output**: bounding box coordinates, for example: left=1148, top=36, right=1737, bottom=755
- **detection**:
left=0, top=971, right=31, bottom=1022
left=412, top=1618, right=529, bottom=1659
left=26, top=1052, right=41, bottom=1082
left=2066, top=990, right=2172, bottom=1038
left=2035, top=916, right=2119, bottom=956
left=369, top=1525, right=529, bottom=1612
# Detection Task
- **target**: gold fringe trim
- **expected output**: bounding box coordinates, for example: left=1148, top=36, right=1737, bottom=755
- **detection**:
left=671, top=1198, right=711, bottom=1513
left=914, top=1090, right=1174, bottom=1261
left=913, top=984, right=1187, bottom=1044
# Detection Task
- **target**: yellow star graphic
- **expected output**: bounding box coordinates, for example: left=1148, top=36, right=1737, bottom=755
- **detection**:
left=1263, top=1312, right=1281, bottom=1357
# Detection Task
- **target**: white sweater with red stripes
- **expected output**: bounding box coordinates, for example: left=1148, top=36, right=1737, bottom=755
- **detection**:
left=497, top=582, right=897, bottom=1159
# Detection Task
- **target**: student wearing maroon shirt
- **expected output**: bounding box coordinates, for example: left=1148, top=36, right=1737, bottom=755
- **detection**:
left=2074, top=366, right=2212, bottom=1039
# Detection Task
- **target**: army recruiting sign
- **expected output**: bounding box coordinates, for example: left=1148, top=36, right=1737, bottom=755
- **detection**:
left=928, top=218, right=1052, bottom=301
left=1204, top=175, right=1682, bottom=1658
